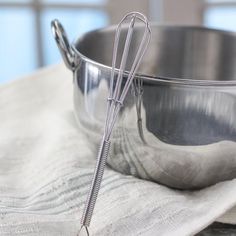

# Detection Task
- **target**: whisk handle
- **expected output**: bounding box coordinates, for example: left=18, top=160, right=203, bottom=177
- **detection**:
left=81, top=139, right=111, bottom=227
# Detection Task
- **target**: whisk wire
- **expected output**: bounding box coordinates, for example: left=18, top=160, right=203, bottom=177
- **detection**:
left=105, top=15, right=136, bottom=137
left=107, top=30, right=151, bottom=139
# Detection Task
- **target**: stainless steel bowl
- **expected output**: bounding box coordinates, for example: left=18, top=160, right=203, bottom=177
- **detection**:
left=52, top=20, right=236, bottom=189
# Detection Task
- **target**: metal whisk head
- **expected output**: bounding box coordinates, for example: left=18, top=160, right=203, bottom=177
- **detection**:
left=105, top=11, right=151, bottom=140
left=79, top=12, right=151, bottom=236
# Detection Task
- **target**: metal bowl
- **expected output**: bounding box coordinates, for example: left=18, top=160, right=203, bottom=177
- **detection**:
left=52, top=20, right=236, bottom=189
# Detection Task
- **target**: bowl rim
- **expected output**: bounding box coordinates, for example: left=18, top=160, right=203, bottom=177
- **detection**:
left=72, top=23, right=236, bottom=86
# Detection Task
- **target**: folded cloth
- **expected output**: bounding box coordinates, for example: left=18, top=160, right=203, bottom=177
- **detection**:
left=0, top=64, right=236, bottom=236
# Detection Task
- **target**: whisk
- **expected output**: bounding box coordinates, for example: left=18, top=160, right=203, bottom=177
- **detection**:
left=79, top=12, right=151, bottom=236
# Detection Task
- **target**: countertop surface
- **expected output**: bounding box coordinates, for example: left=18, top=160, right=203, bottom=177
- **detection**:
left=198, top=223, right=236, bottom=235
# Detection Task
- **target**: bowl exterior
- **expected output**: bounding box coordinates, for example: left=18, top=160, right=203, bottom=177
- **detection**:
left=72, top=57, right=236, bottom=190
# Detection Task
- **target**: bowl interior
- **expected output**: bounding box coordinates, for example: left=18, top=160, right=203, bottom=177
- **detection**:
left=75, top=24, right=236, bottom=82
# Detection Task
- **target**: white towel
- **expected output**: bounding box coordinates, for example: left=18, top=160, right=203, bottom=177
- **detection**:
left=0, top=64, right=236, bottom=236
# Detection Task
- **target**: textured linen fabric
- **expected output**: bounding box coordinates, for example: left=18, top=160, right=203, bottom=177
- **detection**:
left=0, top=64, right=236, bottom=236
